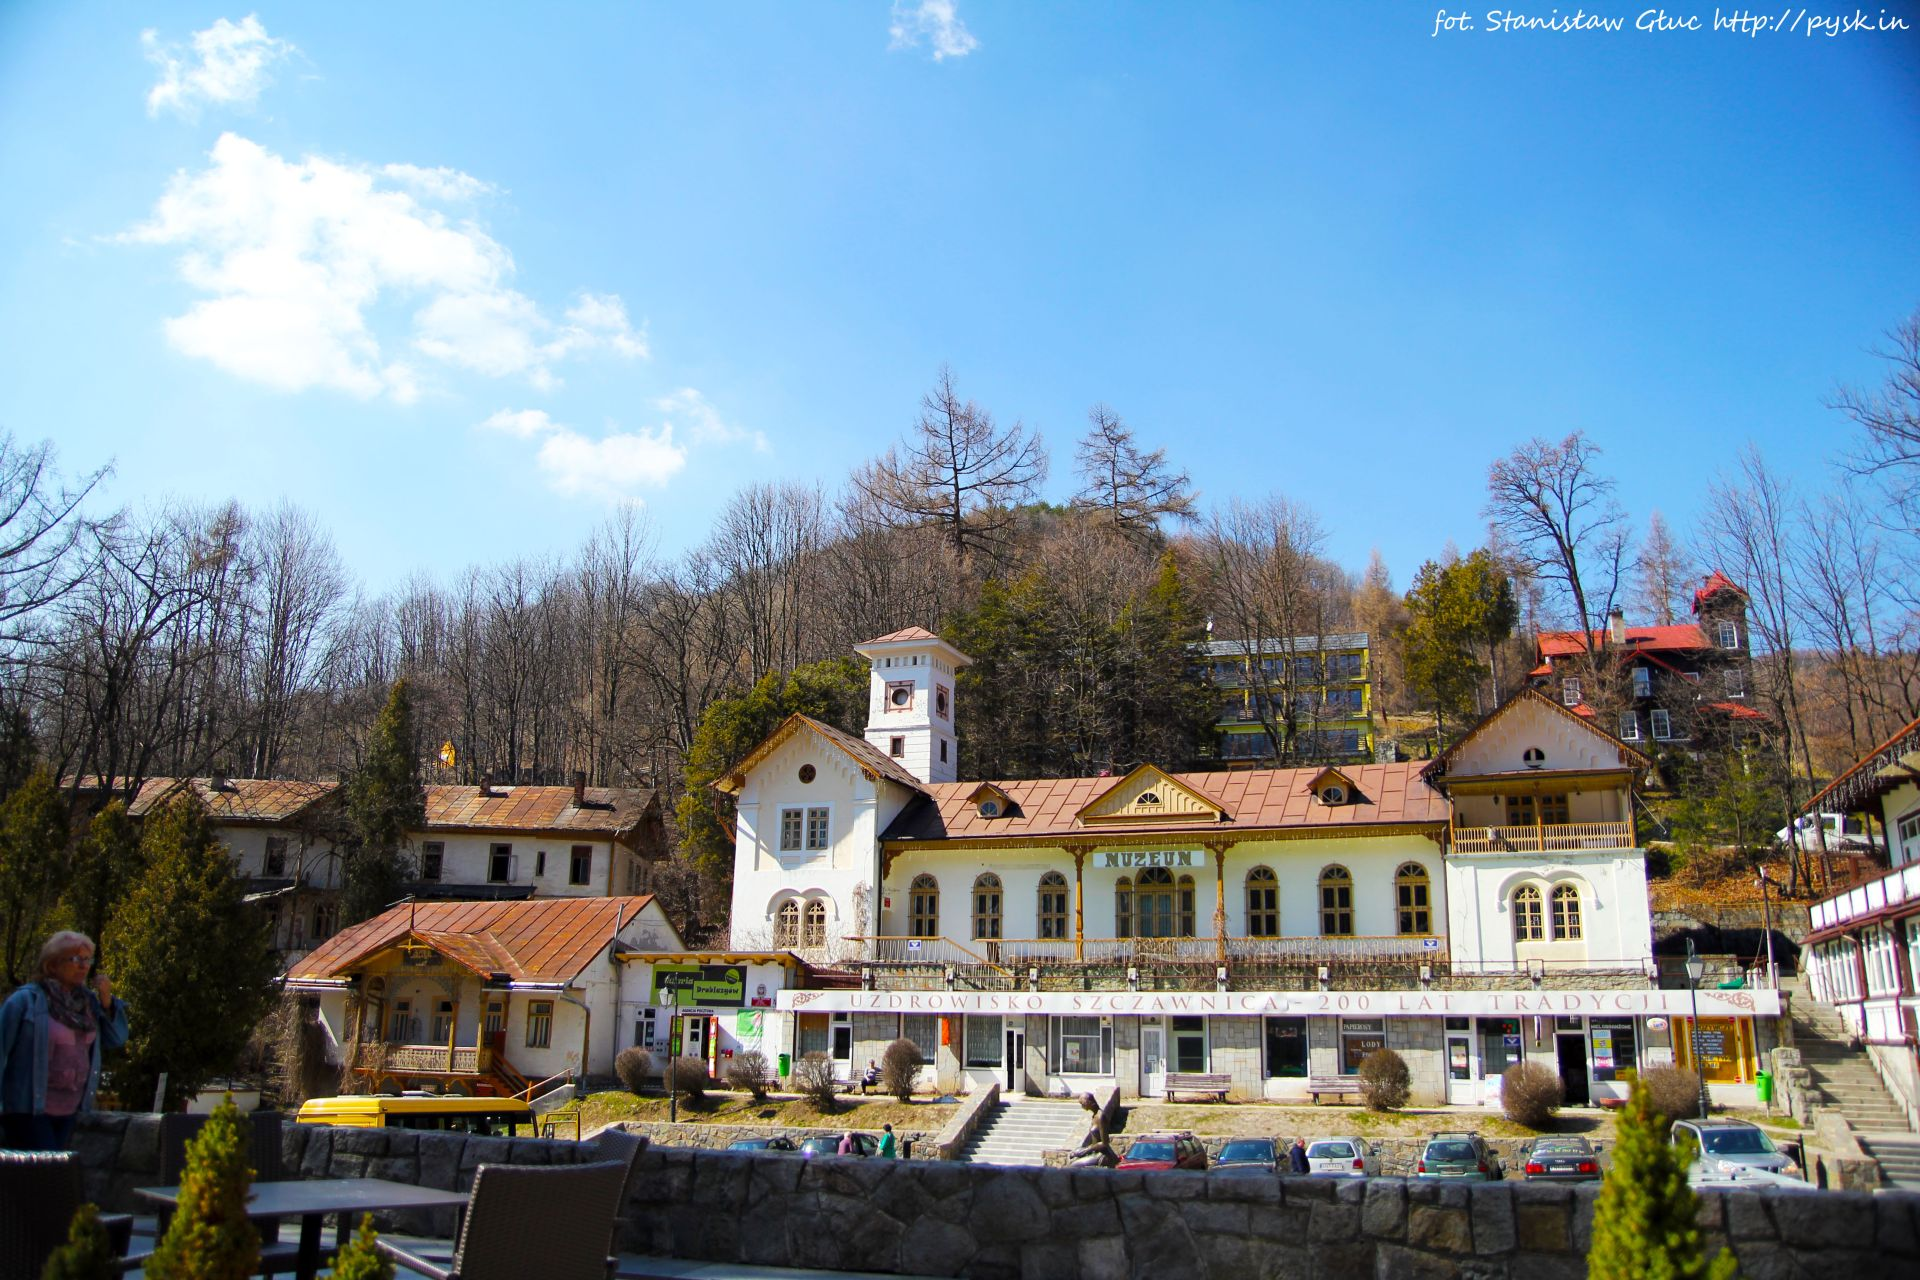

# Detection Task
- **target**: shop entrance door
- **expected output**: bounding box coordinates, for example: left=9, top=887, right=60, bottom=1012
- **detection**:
left=1005, top=1025, right=1026, bottom=1093
left=1555, top=1032, right=1591, bottom=1106
left=1141, top=1022, right=1167, bottom=1097
left=1445, top=1032, right=1477, bottom=1105
left=830, top=1015, right=853, bottom=1081
left=681, top=1014, right=707, bottom=1067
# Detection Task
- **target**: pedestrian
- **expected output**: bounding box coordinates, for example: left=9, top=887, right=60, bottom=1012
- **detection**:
left=0, top=930, right=130, bottom=1151
left=1288, top=1136, right=1310, bottom=1174
left=860, top=1059, right=880, bottom=1094
left=878, top=1122, right=897, bottom=1159
left=837, top=1130, right=857, bottom=1156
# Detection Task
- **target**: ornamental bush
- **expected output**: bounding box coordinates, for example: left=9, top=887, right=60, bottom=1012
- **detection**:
left=880, top=1037, right=925, bottom=1101
left=1588, top=1080, right=1737, bottom=1279
left=144, top=1096, right=262, bottom=1280
left=327, top=1216, right=395, bottom=1280
left=1501, top=1061, right=1565, bottom=1129
left=1357, top=1048, right=1411, bottom=1111
left=725, top=1049, right=772, bottom=1101
left=666, top=1056, right=709, bottom=1100
left=41, top=1204, right=119, bottom=1280
left=1642, top=1065, right=1705, bottom=1122
left=794, top=1051, right=839, bottom=1111
left=614, top=1046, right=652, bottom=1094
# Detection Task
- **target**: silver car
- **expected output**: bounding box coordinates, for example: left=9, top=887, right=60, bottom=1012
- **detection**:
left=1304, top=1136, right=1378, bottom=1178
left=1671, top=1119, right=1799, bottom=1178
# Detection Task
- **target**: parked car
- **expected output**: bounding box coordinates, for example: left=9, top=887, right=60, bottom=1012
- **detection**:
left=1687, top=1161, right=1817, bottom=1192
left=1521, top=1136, right=1602, bottom=1182
left=1414, top=1132, right=1503, bottom=1180
left=1213, top=1138, right=1278, bottom=1174
left=1304, top=1137, right=1378, bottom=1178
left=1116, top=1132, right=1209, bottom=1172
left=1776, top=812, right=1872, bottom=853
left=727, top=1136, right=798, bottom=1153
left=797, top=1133, right=879, bottom=1158
left=1671, top=1118, right=1799, bottom=1177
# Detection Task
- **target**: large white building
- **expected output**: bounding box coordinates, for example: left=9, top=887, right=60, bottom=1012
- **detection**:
left=721, top=628, right=1780, bottom=1106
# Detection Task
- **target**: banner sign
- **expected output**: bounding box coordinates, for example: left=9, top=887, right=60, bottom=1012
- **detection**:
left=1095, top=850, right=1200, bottom=870
left=652, top=964, right=746, bottom=1008
left=779, top=987, right=1780, bottom=1018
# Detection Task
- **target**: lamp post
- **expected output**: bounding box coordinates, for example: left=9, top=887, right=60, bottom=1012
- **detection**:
left=1684, top=944, right=1710, bottom=1119
left=663, top=987, right=679, bottom=1125
left=1756, top=868, right=1777, bottom=988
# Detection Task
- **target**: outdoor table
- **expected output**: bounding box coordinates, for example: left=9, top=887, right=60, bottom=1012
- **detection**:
left=135, top=1177, right=472, bottom=1280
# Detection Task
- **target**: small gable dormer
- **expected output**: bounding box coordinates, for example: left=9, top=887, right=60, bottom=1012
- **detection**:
left=1308, top=767, right=1363, bottom=807
left=1078, top=764, right=1231, bottom=825
left=967, top=783, right=1018, bottom=820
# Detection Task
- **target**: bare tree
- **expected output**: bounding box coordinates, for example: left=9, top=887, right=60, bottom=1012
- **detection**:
left=0, top=434, right=110, bottom=665
left=1070, top=405, right=1197, bottom=538
left=244, top=504, right=348, bottom=776
left=708, top=483, right=827, bottom=683
left=1834, top=307, right=1920, bottom=534
left=1635, top=510, right=1693, bottom=625
left=856, top=366, right=1047, bottom=562
left=1484, top=432, right=1631, bottom=644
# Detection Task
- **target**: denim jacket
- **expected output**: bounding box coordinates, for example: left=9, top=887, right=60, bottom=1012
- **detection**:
left=0, top=981, right=131, bottom=1115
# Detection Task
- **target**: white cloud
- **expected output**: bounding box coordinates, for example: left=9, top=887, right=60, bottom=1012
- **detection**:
left=888, top=1, right=979, bottom=60
left=656, top=387, right=768, bottom=452
left=479, top=408, right=557, bottom=438
left=144, top=15, right=295, bottom=117
left=537, top=425, right=687, bottom=498
left=121, top=133, right=645, bottom=399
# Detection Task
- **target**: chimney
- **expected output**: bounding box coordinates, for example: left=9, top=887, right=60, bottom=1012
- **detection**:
left=478, top=770, right=494, bottom=797
left=209, top=771, right=229, bottom=792
left=1607, top=608, right=1626, bottom=646
left=571, top=770, right=587, bottom=807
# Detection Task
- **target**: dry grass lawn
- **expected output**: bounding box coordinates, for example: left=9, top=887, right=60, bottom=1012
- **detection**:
left=566, top=1088, right=957, bottom=1134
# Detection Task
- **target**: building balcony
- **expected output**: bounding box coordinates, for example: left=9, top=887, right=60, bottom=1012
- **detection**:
left=366, top=1043, right=495, bottom=1074
left=1451, top=822, right=1632, bottom=854
left=854, top=934, right=1442, bottom=969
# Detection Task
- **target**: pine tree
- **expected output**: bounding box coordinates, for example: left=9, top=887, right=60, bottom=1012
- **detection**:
left=65, top=799, right=143, bottom=964
left=40, top=1203, right=120, bottom=1280
left=1588, top=1080, right=1739, bottom=1280
left=0, top=764, right=70, bottom=984
left=144, top=1097, right=262, bottom=1280
left=327, top=1215, right=396, bottom=1280
left=108, top=798, right=277, bottom=1111
left=341, top=679, right=427, bottom=925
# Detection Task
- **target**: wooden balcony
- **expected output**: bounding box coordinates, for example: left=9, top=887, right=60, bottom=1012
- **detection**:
left=1451, top=822, right=1631, bottom=854
left=857, top=934, right=1442, bottom=967
left=373, top=1044, right=493, bottom=1074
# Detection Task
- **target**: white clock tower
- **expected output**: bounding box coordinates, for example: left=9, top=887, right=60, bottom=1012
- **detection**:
left=852, top=627, right=971, bottom=784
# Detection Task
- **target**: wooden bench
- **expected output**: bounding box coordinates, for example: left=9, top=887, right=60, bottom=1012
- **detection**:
left=1164, top=1072, right=1232, bottom=1102
left=1308, top=1075, right=1365, bottom=1104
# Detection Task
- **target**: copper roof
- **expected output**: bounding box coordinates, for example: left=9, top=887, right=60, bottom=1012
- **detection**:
left=127, top=777, right=337, bottom=823
left=859, top=626, right=943, bottom=645
left=422, top=784, right=655, bottom=838
left=713, top=714, right=928, bottom=796
left=882, top=760, right=1446, bottom=843
left=286, top=895, right=663, bottom=984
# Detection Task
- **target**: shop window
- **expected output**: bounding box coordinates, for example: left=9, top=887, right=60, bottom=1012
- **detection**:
left=1551, top=884, right=1584, bottom=940
left=1479, top=1017, right=1521, bottom=1078
left=1589, top=1017, right=1638, bottom=1082
left=1340, top=1018, right=1385, bottom=1074
left=901, top=1014, right=938, bottom=1059
left=1038, top=872, right=1069, bottom=939
left=1051, top=1016, right=1112, bottom=1075
left=1246, top=867, right=1279, bottom=937
left=909, top=874, right=939, bottom=937
left=964, top=1015, right=1003, bottom=1067
left=796, top=1014, right=829, bottom=1057
left=1395, top=862, right=1431, bottom=935
left=526, top=1001, right=553, bottom=1049
left=972, top=873, right=1003, bottom=940
left=1172, top=1015, right=1208, bottom=1072
left=1512, top=885, right=1544, bottom=941
left=1264, top=1017, right=1308, bottom=1078
left=1319, top=866, right=1353, bottom=937
left=774, top=899, right=801, bottom=947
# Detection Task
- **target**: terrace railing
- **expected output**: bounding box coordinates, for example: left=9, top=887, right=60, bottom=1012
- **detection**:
left=1451, top=822, right=1631, bottom=853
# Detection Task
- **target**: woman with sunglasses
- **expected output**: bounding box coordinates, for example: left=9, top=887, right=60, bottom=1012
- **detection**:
left=0, top=930, right=130, bottom=1150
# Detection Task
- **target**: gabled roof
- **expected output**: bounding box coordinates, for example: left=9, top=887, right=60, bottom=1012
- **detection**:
left=1077, top=764, right=1232, bottom=824
left=1537, top=625, right=1710, bottom=658
left=966, top=782, right=1019, bottom=816
left=882, top=761, right=1445, bottom=843
left=712, top=713, right=928, bottom=797
left=1423, top=687, right=1650, bottom=785
left=127, top=777, right=338, bottom=824
left=1305, top=767, right=1364, bottom=804
left=286, top=895, right=669, bottom=984
left=422, top=784, right=656, bottom=840
left=1802, top=714, right=1920, bottom=817
left=1692, top=570, right=1747, bottom=613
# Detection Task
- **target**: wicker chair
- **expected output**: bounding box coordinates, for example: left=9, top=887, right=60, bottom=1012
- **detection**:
left=0, top=1150, right=133, bottom=1280
left=583, top=1126, right=648, bottom=1205
left=375, top=1160, right=631, bottom=1280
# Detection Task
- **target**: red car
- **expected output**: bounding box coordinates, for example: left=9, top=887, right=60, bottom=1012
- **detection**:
left=1116, top=1132, right=1209, bottom=1172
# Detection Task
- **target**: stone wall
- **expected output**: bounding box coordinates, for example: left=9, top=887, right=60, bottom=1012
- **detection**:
left=71, top=1115, right=1920, bottom=1278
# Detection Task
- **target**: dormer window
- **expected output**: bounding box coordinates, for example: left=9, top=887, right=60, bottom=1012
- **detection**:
left=1522, top=748, right=1546, bottom=768
left=1319, top=784, right=1347, bottom=805
left=1307, top=767, right=1360, bottom=807
left=1136, top=791, right=1161, bottom=806
left=978, top=799, right=1001, bottom=818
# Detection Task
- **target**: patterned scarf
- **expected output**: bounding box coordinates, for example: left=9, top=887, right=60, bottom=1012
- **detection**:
left=42, top=977, right=95, bottom=1032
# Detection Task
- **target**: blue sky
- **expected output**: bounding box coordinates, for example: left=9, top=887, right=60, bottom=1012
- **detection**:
left=2, top=3, right=1915, bottom=594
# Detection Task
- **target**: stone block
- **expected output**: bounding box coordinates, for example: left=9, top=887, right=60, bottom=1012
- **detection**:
left=1185, top=1199, right=1252, bottom=1236
left=1077, top=1235, right=1129, bottom=1280
left=1694, top=1189, right=1725, bottom=1230
left=1768, top=1189, right=1875, bottom=1250
left=332, top=1127, right=388, bottom=1156
left=120, top=1114, right=161, bottom=1175
left=366, top=1155, right=418, bottom=1184
left=1369, top=1245, right=1458, bottom=1280
left=1280, top=1176, right=1336, bottom=1203
left=1875, top=1195, right=1919, bottom=1257
left=1514, top=1202, right=1568, bottom=1254
left=1248, top=1203, right=1310, bottom=1243
left=457, top=1135, right=512, bottom=1172
left=1569, top=1187, right=1597, bottom=1253
left=1145, top=1171, right=1208, bottom=1200
left=1195, top=1231, right=1256, bottom=1280
left=1052, top=1195, right=1123, bottom=1239
left=1724, top=1190, right=1776, bottom=1240
left=298, top=1127, right=334, bottom=1178
left=328, top=1151, right=369, bottom=1178
left=1309, top=1200, right=1360, bottom=1243
left=1508, top=1252, right=1583, bottom=1280
left=969, top=1170, right=1051, bottom=1245
left=1469, top=1184, right=1516, bottom=1255
left=1407, top=1204, right=1473, bottom=1254
left=416, top=1134, right=464, bottom=1189
left=1362, top=1179, right=1406, bottom=1240
left=1021, top=1239, right=1081, bottom=1280
left=1304, top=1241, right=1376, bottom=1278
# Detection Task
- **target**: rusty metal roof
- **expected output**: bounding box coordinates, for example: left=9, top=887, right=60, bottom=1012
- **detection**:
left=286, top=895, right=663, bottom=984
left=127, top=777, right=337, bottom=823
left=422, top=784, right=655, bottom=838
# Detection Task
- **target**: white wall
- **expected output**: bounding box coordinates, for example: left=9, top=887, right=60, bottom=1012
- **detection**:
left=1881, top=780, right=1920, bottom=866
left=412, top=831, right=621, bottom=897
left=1447, top=851, right=1651, bottom=971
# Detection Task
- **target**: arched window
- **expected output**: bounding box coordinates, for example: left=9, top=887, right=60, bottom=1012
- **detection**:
left=1551, top=884, right=1583, bottom=940
left=803, top=900, right=827, bottom=948
left=1319, top=866, right=1353, bottom=936
left=1396, top=863, right=1431, bottom=935
left=1038, top=871, right=1069, bottom=940
left=1133, top=867, right=1192, bottom=938
left=774, top=899, right=800, bottom=948
left=909, top=874, right=939, bottom=938
left=1245, top=867, right=1279, bottom=938
left=1115, top=876, right=1134, bottom=938
left=972, top=873, right=1003, bottom=939
left=1513, top=885, right=1544, bottom=941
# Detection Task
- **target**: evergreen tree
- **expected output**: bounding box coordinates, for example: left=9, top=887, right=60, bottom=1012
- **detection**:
left=40, top=1203, right=120, bottom=1280
left=64, top=799, right=142, bottom=965
left=109, top=799, right=277, bottom=1110
left=0, top=706, right=35, bottom=798
left=0, top=764, right=70, bottom=984
left=341, top=679, right=427, bottom=925
left=1402, top=549, right=1518, bottom=740
left=1588, top=1080, right=1738, bottom=1280
left=675, top=657, right=868, bottom=874
left=327, top=1216, right=396, bottom=1280
left=144, top=1097, right=262, bottom=1280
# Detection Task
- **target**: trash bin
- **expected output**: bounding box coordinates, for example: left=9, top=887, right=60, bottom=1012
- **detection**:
left=778, top=1052, right=791, bottom=1078
left=1755, top=1071, right=1773, bottom=1105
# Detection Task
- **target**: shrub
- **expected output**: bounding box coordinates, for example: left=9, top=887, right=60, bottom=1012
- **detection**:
left=666, top=1056, right=709, bottom=1100
left=41, top=1204, right=119, bottom=1280
left=880, top=1037, right=924, bottom=1101
left=1500, top=1061, right=1564, bottom=1129
left=793, top=1051, right=838, bottom=1111
left=725, top=1050, right=772, bottom=1101
left=328, top=1216, right=395, bottom=1280
left=144, top=1096, right=262, bottom=1280
left=1357, top=1048, right=1410, bottom=1111
left=1589, top=1080, right=1737, bottom=1279
left=614, top=1046, right=652, bottom=1095
left=1641, top=1065, right=1704, bottom=1122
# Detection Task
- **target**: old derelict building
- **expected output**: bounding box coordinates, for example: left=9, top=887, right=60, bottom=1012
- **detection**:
left=721, top=628, right=1780, bottom=1106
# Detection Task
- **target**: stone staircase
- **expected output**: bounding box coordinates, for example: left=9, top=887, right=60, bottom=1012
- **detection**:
left=1859, top=1134, right=1920, bottom=1191
left=1789, top=984, right=1920, bottom=1188
left=957, top=1097, right=1091, bottom=1167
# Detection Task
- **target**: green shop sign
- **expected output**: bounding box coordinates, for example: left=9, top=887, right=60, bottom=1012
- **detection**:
left=651, top=964, right=746, bottom=1008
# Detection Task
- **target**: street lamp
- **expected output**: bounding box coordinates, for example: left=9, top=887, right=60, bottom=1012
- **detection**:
left=1684, top=944, right=1710, bottom=1120
left=1756, top=868, right=1777, bottom=989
